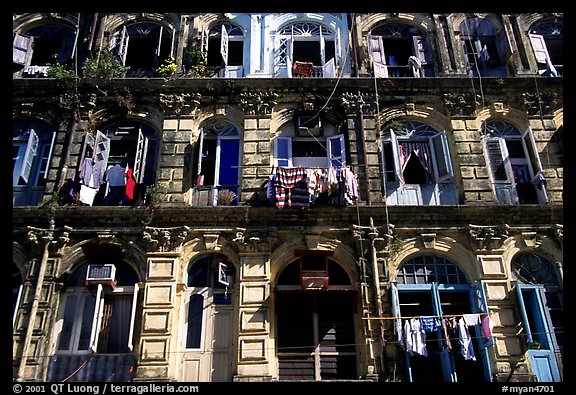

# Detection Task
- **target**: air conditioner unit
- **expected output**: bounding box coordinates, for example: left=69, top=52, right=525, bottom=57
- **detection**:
left=86, top=264, right=117, bottom=289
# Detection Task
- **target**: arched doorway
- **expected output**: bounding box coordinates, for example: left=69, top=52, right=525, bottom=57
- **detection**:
left=275, top=251, right=358, bottom=380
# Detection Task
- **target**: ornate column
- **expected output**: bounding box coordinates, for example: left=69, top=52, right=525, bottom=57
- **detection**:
left=134, top=226, right=191, bottom=381
left=232, top=227, right=279, bottom=382
left=15, top=219, right=72, bottom=381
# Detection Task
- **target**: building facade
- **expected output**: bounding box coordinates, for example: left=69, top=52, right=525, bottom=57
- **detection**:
left=12, top=12, right=563, bottom=383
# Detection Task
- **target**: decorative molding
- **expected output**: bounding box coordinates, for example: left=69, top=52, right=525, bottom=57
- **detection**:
left=468, top=224, right=509, bottom=252
left=233, top=227, right=279, bottom=253
left=520, top=231, right=542, bottom=249
left=27, top=224, right=73, bottom=254
left=238, top=91, right=279, bottom=115
left=159, top=92, right=201, bottom=115
left=442, top=93, right=480, bottom=116
left=143, top=226, right=192, bottom=252
left=521, top=92, right=560, bottom=116
left=421, top=233, right=436, bottom=249
left=340, top=92, right=377, bottom=115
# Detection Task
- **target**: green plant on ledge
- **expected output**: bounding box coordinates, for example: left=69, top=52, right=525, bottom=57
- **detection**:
left=156, top=57, right=177, bottom=78
left=47, top=62, right=77, bottom=89
left=82, top=50, right=130, bottom=80
left=217, top=189, right=237, bottom=206
left=145, top=184, right=166, bottom=206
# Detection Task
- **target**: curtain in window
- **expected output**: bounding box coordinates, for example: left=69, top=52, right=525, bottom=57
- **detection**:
left=399, top=142, right=433, bottom=181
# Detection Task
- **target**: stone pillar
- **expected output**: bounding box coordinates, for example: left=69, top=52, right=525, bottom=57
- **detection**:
left=134, top=226, right=189, bottom=381
left=232, top=228, right=279, bottom=382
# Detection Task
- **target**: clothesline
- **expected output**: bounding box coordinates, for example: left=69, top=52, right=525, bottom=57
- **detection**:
left=362, top=312, right=491, bottom=320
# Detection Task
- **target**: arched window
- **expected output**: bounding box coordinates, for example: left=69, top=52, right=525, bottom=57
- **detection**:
left=392, top=255, right=492, bottom=382
left=48, top=254, right=139, bottom=382
left=460, top=17, right=512, bottom=77
left=110, top=22, right=173, bottom=78
left=13, top=23, right=76, bottom=77
left=529, top=20, right=563, bottom=77
left=275, top=22, right=339, bottom=78
left=193, top=120, right=240, bottom=206
left=76, top=121, right=158, bottom=206
left=201, top=22, right=245, bottom=78
left=482, top=120, right=547, bottom=205
left=275, top=254, right=357, bottom=380
left=368, top=23, right=434, bottom=77
left=512, top=253, right=562, bottom=382
left=381, top=120, right=456, bottom=205
left=13, top=120, right=56, bottom=206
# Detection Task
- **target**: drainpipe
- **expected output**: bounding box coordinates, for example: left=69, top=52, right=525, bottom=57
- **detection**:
left=87, top=13, right=99, bottom=51
left=369, top=217, right=385, bottom=373
left=553, top=261, right=563, bottom=289
left=16, top=217, right=55, bottom=381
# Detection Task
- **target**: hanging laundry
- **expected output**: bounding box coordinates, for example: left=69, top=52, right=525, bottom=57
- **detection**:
left=481, top=314, right=494, bottom=343
left=409, top=317, right=428, bottom=357
left=441, top=318, right=452, bottom=351
left=462, top=313, right=482, bottom=326
left=403, top=319, right=414, bottom=356
left=396, top=318, right=404, bottom=350
left=419, top=316, right=441, bottom=333
left=343, top=167, right=359, bottom=205
left=457, top=317, right=476, bottom=361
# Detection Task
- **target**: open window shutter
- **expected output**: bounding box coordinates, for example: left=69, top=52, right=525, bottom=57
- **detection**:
left=220, top=25, right=229, bottom=65
left=118, top=26, right=129, bottom=65
left=94, top=130, right=110, bottom=183
left=412, top=35, right=431, bottom=64
left=389, top=130, right=403, bottom=183
left=201, top=27, right=209, bottom=62
left=197, top=131, right=205, bottom=175
left=430, top=131, right=452, bottom=182
left=522, top=127, right=547, bottom=204
left=473, top=39, right=484, bottom=63
left=13, top=284, right=23, bottom=329
left=529, top=34, right=550, bottom=64
left=323, top=57, right=335, bottom=78
left=156, top=25, right=163, bottom=57
left=287, top=37, right=293, bottom=78
left=274, top=137, right=292, bottom=167
left=319, top=27, right=326, bottom=65
left=486, top=138, right=509, bottom=182
left=497, top=23, right=514, bottom=63
left=470, top=282, right=494, bottom=381
left=127, top=283, right=139, bottom=352
left=327, top=134, right=346, bottom=167
left=13, top=32, right=33, bottom=66
left=335, top=26, right=342, bottom=68
left=390, top=283, right=403, bottom=347
left=38, top=132, right=57, bottom=185
left=79, top=132, right=95, bottom=168
left=133, top=128, right=150, bottom=184
left=368, top=34, right=388, bottom=77
left=89, top=284, right=104, bottom=352
left=19, top=129, right=39, bottom=184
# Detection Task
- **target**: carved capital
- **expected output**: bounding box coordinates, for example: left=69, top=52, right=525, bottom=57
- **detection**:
left=522, top=92, right=560, bottom=116
left=160, top=93, right=201, bottom=115
left=238, top=91, right=279, bottom=115
left=468, top=224, right=509, bottom=252
left=340, top=92, right=377, bottom=115
left=233, top=227, right=279, bottom=253
left=143, top=226, right=192, bottom=252
left=443, top=93, right=480, bottom=116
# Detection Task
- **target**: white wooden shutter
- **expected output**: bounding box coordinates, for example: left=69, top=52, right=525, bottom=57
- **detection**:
left=197, top=131, right=205, bottom=175
left=522, top=127, right=548, bottom=204
left=497, top=23, right=514, bottom=63
left=89, top=284, right=104, bottom=352
left=430, top=131, right=452, bottom=182
left=13, top=32, right=33, bottom=66
left=389, top=130, right=402, bottom=183
left=320, top=27, right=326, bottom=65
left=220, top=25, right=229, bottom=66
left=133, top=129, right=149, bottom=184
left=156, top=25, right=163, bottom=57
left=38, top=132, right=57, bottom=185
left=335, top=26, right=342, bottom=68
left=94, top=130, right=110, bottom=184
left=529, top=34, right=550, bottom=64
left=19, top=129, right=39, bottom=184
left=327, top=134, right=346, bottom=167
left=13, top=284, right=23, bottom=329
left=287, top=37, right=293, bottom=78
left=412, top=35, right=431, bottom=64
left=118, top=26, right=129, bottom=65
left=201, top=27, right=209, bottom=62
left=79, top=132, right=95, bottom=168
left=127, top=283, right=139, bottom=352
left=486, top=138, right=509, bottom=182
left=323, top=57, right=335, bottom=78
left=368, top=34, right=388, bottom=77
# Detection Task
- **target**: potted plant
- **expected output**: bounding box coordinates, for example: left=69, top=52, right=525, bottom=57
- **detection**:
left=217, top=189, right=237, bottom=206
left=529, top=340, right=541, bottom=350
